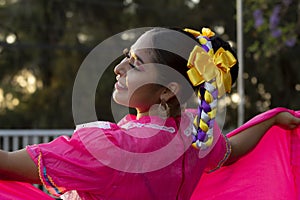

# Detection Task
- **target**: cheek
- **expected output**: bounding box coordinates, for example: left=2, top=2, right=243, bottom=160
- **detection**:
left=126, top=69, right=161, bottom=102
left=129, top=84, right=162, bottom=104
left=127, top=74, right=154, bottom=94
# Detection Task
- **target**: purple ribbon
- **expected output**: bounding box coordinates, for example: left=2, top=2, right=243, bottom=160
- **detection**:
left=211, top=89, right=218, bottom=99
left=201, top=100, right=211, bottom=113
left=197, top=129, right=207, bottom=141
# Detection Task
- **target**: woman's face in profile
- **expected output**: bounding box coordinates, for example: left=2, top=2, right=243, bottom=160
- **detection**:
left=113, top=34, right=165, bottom=113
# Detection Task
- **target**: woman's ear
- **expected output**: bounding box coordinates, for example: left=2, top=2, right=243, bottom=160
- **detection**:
left=160, top=82, right=180, bottom=102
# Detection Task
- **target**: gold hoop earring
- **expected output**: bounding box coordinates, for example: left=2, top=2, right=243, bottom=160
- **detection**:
left=158, top=99, right=170, bottom=119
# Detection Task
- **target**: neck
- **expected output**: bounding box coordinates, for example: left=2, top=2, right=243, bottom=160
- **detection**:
left=135, top=102, right=183, bottom=120
left=136, top=104, right=170, bottom=120
left=136, top=111, right=150, bottom=120
left=136, top=104, right=162, bottom=119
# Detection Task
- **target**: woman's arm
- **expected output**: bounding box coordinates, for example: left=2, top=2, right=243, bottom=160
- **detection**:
left=0, top=149, right=40, bottom=183
left=225, top=112, right=300, bottom=164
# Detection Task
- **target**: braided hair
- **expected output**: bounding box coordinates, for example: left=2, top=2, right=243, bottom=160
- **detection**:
left=182, top=28, right=238, bottom=149
left=135, top=27, right=238, bottom=150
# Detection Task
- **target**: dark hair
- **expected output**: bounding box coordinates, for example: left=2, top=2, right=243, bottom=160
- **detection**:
left=140, top=27, right=239, bottom=149
left=146, top=27, right=239, bottom=101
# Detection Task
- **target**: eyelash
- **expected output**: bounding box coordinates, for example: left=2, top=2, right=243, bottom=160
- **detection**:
left=128, top=62, right=137, bottom=69
left=123, top=49, right=140, bottom=70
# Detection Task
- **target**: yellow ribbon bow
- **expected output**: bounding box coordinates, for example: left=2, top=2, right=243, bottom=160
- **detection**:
left=184, top=27, right=215, bottom=38
left=187, top=46, right=237, bottom=97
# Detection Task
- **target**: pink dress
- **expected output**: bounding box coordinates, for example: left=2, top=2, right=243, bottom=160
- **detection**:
left=23, top=112, right=229, bottom=200
left=0, top=180, right=54, bottom=200
left=191, top=108, right=300, bottom=200
left=1, top=108, right=298, bottom=199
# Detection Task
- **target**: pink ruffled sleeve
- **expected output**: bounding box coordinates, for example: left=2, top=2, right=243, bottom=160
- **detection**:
left=25, top=127, right=118, bottom=197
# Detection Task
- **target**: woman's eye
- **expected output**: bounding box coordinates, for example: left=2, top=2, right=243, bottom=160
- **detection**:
left=129, top=61, right=141, bottom=71
left=122, top=48, right=141, bottom=71
left=129, top=62, right=137, bottom=69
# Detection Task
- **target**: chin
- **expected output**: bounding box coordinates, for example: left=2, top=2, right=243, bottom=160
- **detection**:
left=112, top=91, right=129, bottom=107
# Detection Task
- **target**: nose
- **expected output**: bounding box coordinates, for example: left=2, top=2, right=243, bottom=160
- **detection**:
left=114, top=57, right=130, bottom=77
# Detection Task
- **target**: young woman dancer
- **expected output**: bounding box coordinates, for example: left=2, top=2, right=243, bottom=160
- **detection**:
left=0, top=27, right=299, bottom=200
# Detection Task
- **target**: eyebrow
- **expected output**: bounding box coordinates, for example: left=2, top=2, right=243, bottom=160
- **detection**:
left=124, top=48, right=145, bottom=64
left=131, top=52, right=145, bottom=64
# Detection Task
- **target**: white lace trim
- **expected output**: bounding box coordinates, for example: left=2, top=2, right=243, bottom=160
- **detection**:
left=75, top=120, right=176, bottom=134
left=121, top=122, right=176, bottom=133
left=183, top=112, right=194, bottom=136
left=75, top=121, right=111, bottom=131
left=60, top=190, right=81, bottom=200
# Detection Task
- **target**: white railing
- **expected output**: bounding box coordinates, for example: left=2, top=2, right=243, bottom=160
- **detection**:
left=0, top=129, right=74, bottom=198
left=0, top=130, right=73, bottom=151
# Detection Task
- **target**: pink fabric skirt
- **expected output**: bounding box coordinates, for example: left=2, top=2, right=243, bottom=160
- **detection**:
left=191, top=108, right=300, bottom=200
left=0, top=108, right=299, bottom=199
left=0, top=181, right=54, bottom=200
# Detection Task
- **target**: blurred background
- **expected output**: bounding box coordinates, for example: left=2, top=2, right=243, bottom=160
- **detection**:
left=0, top=0, right=299, bottom=131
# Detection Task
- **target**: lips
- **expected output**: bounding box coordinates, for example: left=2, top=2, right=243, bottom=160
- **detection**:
left=115, top=81, right=128, bottom=90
